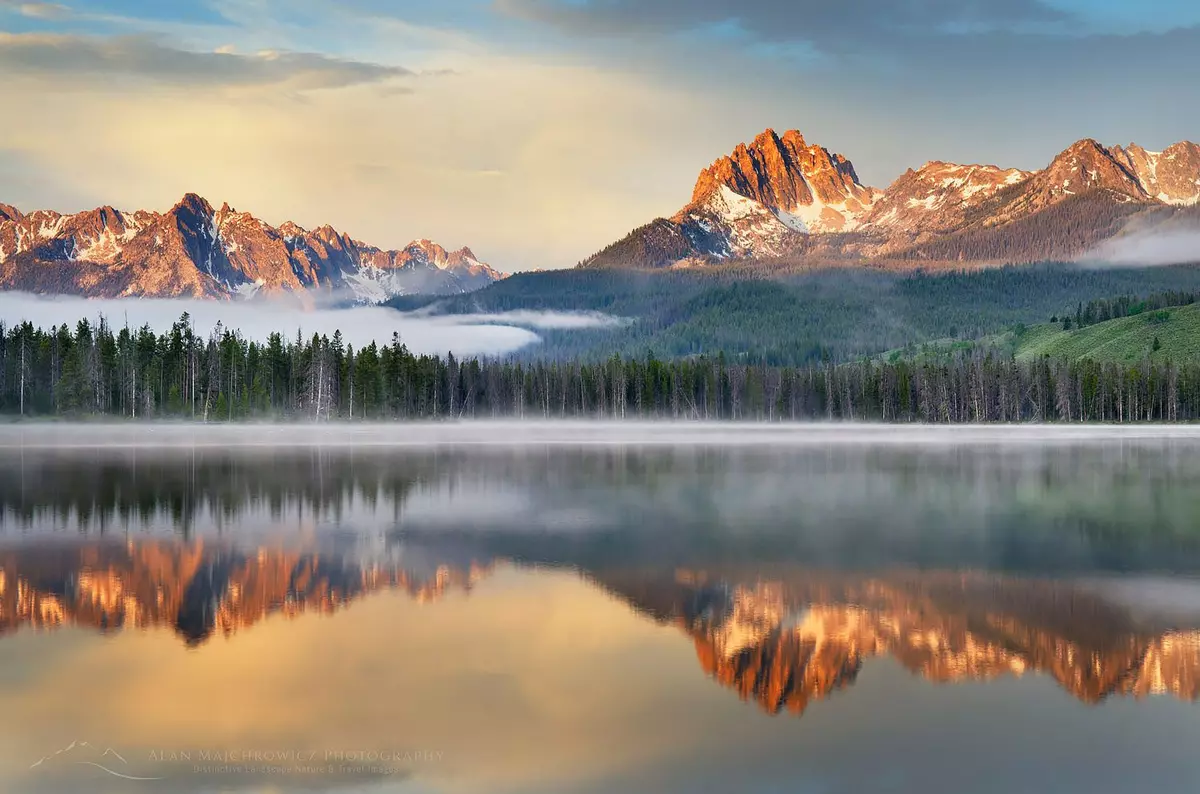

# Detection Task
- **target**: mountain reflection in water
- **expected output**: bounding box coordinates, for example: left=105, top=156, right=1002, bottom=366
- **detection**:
left=2, top=432, right=1200, bottom=794
left=1, top=538, right=1198, bottom=710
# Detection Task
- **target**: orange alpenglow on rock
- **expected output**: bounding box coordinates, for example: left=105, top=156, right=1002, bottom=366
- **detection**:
left=580, top=128, right=1200, bottom=270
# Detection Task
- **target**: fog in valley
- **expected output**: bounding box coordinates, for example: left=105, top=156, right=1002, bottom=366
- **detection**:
left=1081, top=226, right=1200, bottom=268
left=0, top=293, right=623, bottom=357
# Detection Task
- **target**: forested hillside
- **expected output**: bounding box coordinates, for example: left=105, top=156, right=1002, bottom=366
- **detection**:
left=389, top=264, right=1200, bottom=364
left=892, top=192, right=1167, bottom=263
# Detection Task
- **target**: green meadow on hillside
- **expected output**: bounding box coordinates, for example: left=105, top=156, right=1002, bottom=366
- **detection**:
left=1012, top=303, right=1200, bottom=363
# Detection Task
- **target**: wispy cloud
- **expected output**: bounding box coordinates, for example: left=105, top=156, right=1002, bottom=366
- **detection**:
left=0, top=0, right=70, bottom=19
left=0, top=32, right=411, bottom=91
left=495, top=0, right=1071, bottom=47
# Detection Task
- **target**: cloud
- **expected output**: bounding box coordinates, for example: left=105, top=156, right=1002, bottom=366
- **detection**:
left=0, top=293, right=543, bottom=357
left=0, top=52, right=710, bottom=272
left=495, top=0, right=1070, bottom=47
left=0, top=0, right=69, bottom=19
left=1081, top=229, right=1200, bottom=268
left=0, top=32, right=410, bottom=91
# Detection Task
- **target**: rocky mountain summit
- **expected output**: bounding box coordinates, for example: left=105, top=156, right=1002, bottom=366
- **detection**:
left=0, top=194, right=505, bottom=301
left=582, top=130, right=1200, bottom=269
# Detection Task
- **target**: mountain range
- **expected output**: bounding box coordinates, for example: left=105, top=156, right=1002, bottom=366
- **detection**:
left=582, top=130, right=1200, bottom=270
left=6, top=131, right=1199, bottom=302
left=0, top=193, right=505, bottom=302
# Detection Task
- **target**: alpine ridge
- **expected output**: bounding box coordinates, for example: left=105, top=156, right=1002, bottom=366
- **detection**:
left=0, top=194, right=506, bottom=302
left=581, top=131, right=1200, bottom=270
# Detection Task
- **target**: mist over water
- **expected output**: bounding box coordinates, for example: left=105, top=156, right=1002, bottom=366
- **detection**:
left=2, top=424, right=1200, bottom=793
left=5, top=424, right=1200, bottom=574
left=5, top=421, right=1200, bottom=449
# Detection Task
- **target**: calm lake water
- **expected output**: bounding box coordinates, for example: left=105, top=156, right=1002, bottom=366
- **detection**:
left=1, top=424, right=1199, bottom=793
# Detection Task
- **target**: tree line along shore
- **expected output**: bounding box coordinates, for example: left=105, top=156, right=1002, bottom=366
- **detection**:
left=0, top=314, right=1195, bottom=423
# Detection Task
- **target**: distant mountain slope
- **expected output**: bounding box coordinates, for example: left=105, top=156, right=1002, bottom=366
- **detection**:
left=392, top=263, right=1200, bottom=365
left=581, top=130, right=1200, bottom=270
left=0, top=194, right=506, bottom=301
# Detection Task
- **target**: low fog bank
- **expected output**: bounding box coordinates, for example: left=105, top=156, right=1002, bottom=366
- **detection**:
left=4, top=422, right=1200, bottom=449
left=0, top=293, right=625, bottom=357
left=1080, top=228, right=1200, bottom=268
left=409, top=308, right=630, bottom=330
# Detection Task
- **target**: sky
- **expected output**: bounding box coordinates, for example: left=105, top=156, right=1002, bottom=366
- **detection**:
left=1, top=1, right=1199, bottom=272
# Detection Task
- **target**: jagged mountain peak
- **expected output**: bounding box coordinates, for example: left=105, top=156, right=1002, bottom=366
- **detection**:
left=390, top=238, right=505, bottom=287
left=751, top=127, right=781, bottom=144
left=654, top=128, right=882, bottom=262
left=172, top=192, right=216, bottom=217
left=309, top=223, right=352, bottom=248
left=403, top=239, right=474, bottom=268
left=741, top=127, right=807, bottom=154
left=1065, top=137, right=1106, bottom=152
left=407, top=238, right=448, bottom=257
left=1164, top=140, right=1200, bottom=155
left=1023, top=138, right=1151, bottom=209
left=0, top=202, right=23, bottom=222
left=1111, top=140, right=1200, bottom=206
left=689, top=127, right=871, bottom=214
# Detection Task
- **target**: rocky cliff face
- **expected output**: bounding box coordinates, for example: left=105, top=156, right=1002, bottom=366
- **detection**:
left=665, top=129, right=879, bottom=261
left=582, top=130, right=1200, bottom=269
left=689, top=129, right=879, bottom=234
left=0, top=194, right=506, bottom=301
left=866, top=161, right=1033, bottom=234
left=1113, top=142, right=1200, bottom=205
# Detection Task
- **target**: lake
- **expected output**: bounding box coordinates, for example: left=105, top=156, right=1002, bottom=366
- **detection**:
left=0, top=423, right=1199, bottom=793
